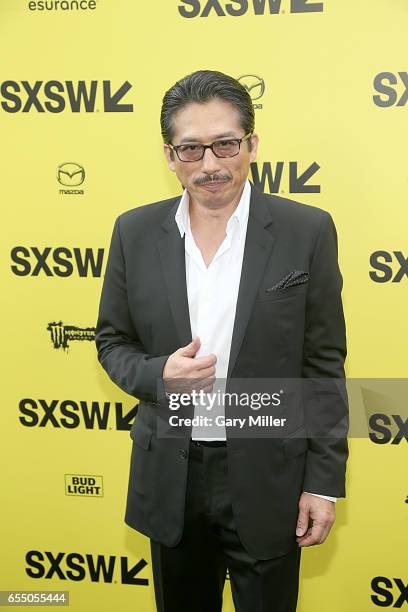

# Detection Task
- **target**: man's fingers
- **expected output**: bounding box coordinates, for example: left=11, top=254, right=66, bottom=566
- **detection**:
left=296, top=506, right=310, bottom=537
left=297, top=519, right=333, bottom=547
left=167, top=375, right=216, bottom=395
left=178, top=336, right=201, bottom=357
left=194, top=353, right=217, bottom=369
left=184, top=376, right=216, bottom=394
left=193, top=364, right=216, bottom=379
left=178, top=356, right=216, bottom=379
left=164, top=352, right=216, bottom=383
left=296, top=527, right=313, bottom=546
left=297, top=524, right=323, bottom=547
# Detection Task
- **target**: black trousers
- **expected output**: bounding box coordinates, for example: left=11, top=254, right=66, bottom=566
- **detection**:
left=150, top=439, right=301, bottom=612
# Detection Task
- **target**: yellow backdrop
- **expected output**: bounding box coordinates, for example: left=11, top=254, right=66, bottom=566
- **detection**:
left=1, top=1, right=407, bottom=610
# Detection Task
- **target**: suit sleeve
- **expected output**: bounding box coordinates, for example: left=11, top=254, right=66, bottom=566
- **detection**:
left=95, top=215, right=169, bottom=402
left=301, top=211, right=349, bottom=498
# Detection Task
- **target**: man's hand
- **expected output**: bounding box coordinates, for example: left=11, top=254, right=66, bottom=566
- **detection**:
left=163, top=336, right=217, bottom=395
left=296, top=492, right=335, bottom=547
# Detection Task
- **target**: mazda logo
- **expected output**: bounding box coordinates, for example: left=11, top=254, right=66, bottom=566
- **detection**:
left=237, top=74, right=265, bottom=101
left=57, top=162, right=85, bottom=186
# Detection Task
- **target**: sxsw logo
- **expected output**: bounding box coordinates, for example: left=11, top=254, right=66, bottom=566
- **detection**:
left=26, top=551, right=148, bottom=585
left=178, top=0, right=323, bottom=17
left=0, top=80, right=133, bottom=113
left=369, top=251, right=408, bottom=283
left=371, top=577, right=408, bottom=607
left=373, top=72, right=408, bottom=107
left=19, top=398, right=138, bottom=430
left=10, top=246, right=105, bottom=277
left=250, top=161, right=320, bottom=193
left=368, top=414, right=408, bottom=445
left=65, top=474, right=103, bottom=497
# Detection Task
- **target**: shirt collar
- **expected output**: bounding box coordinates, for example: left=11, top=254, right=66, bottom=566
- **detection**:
left=175, top=179, right=251, bottom=238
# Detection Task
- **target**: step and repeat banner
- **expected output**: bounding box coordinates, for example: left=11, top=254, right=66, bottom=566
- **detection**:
left=1, top=1, right=407, bottom=610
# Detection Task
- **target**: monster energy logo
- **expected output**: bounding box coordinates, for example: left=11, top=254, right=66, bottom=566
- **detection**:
left=47, top=321, right=95, bottom=350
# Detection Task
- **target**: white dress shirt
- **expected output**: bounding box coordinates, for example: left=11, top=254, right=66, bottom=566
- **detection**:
left=174, top=179, right=336, bottom=503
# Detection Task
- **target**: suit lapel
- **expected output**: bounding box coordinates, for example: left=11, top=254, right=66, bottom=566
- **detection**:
left=157, top=199, right=192, bottom=347
left=227, top=186, right=276, bottom=378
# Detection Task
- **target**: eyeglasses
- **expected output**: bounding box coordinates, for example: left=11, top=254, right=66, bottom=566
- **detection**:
left=169, top=133, right=252, bottom=162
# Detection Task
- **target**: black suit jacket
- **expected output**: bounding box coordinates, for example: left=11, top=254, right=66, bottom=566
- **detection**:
left=95, top=184, right=348, bottom=560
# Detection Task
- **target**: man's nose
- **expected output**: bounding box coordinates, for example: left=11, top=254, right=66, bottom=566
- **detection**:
left=200, top=146, right=221, bottom=174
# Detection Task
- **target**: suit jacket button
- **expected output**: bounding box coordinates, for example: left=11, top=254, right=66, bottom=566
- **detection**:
left=179, top=449, right=188, bottom=459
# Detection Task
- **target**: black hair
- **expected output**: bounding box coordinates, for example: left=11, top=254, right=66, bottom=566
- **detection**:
left=160, top=69, right=255, bottom=144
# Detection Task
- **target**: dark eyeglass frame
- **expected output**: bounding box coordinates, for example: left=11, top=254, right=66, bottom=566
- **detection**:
left=168, top=133, right=253, bottom=162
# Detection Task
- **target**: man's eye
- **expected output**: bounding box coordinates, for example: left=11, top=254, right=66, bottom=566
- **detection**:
left=215, top=140, right=237, bottom=150
left=181, top=144, right=200, bottom=152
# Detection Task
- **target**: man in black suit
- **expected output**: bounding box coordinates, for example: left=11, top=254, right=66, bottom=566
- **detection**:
left=95, top=70, right=348, bottom=612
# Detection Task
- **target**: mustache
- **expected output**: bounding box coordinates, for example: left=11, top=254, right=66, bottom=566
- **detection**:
left=194, top=173, right=231, bottom=186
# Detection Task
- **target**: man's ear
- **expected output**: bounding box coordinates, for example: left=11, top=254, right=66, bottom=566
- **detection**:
left=163, top=144, right=176, bottom=172
left=249, top=133, right=259, bottom=163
